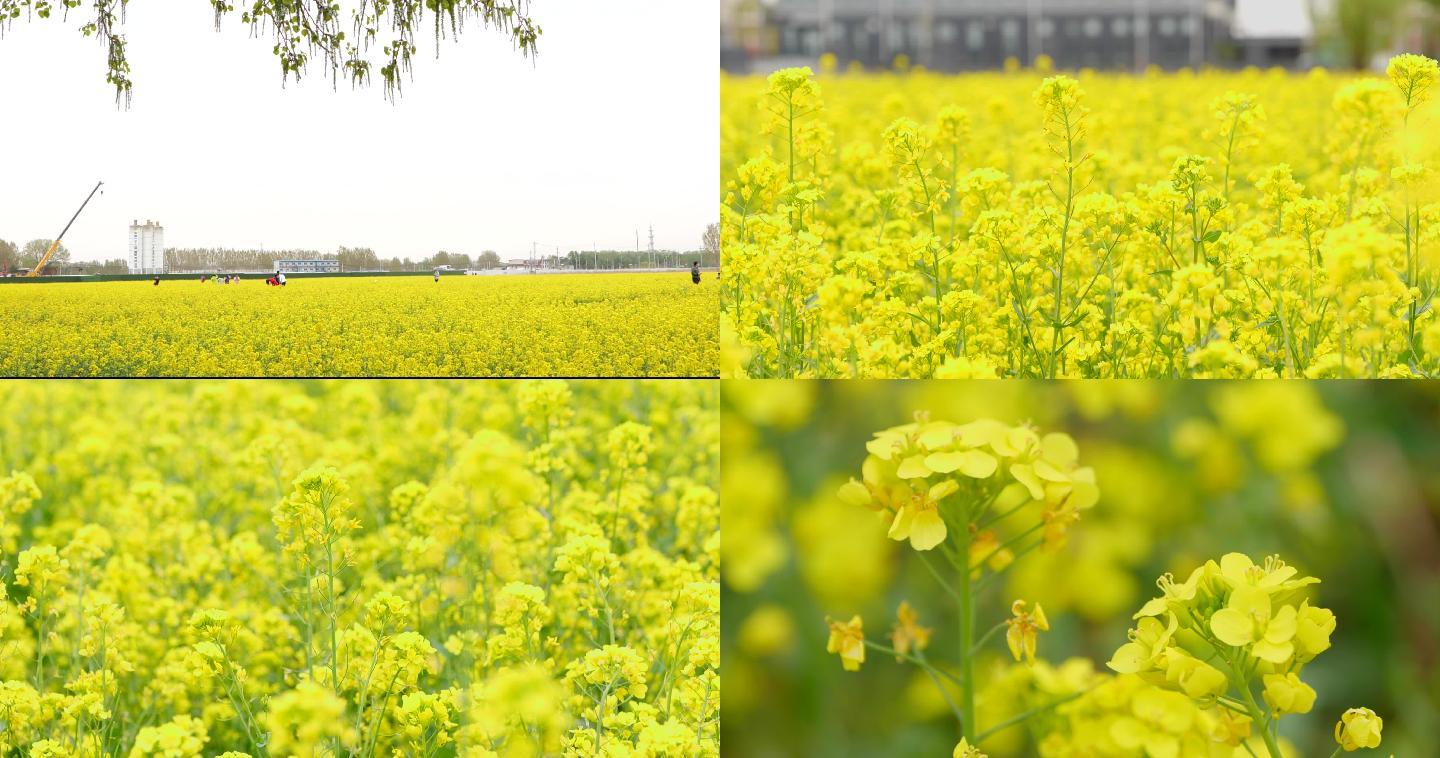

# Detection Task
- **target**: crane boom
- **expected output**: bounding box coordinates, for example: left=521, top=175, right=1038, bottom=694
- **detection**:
left=26, top=180, right=104, bottom=277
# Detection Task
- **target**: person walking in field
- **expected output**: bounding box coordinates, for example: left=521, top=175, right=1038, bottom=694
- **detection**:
left=434, top=269, right=440, bottom=283
left=691, top=261, right=701, bottom=285
left=152, top=275, right=160, bottom=286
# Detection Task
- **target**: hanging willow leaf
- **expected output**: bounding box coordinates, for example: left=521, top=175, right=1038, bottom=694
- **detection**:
left=0, top=0, right=541, bottom=106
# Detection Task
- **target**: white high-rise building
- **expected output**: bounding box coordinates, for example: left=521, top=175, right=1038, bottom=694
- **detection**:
left=128, top=220, right=165, bottom=274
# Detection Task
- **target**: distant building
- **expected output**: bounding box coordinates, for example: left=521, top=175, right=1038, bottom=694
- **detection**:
left=727, top=0, right=1312, bottom=73
left=272, top=259, right=340, bottom=274
left=1232, top=0, right=1310, bottom=68
left=128, top=220, right=165, bottom=274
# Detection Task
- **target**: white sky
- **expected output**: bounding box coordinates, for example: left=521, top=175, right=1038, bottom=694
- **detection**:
left=0, top=1, right=718, bottom=261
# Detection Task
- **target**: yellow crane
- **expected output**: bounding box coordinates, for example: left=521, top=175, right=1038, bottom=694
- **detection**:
left=25, top=180, right=104, bottom=277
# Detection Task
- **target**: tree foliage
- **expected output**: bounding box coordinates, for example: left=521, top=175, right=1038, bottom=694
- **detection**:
left=0, top=238, right=17, bottom=272
left=0, top=0, right=541, bottom=105
left=19, top=238, right=68, bottom=269
left=336, top=245, right=380, bottom=270
left=1331, top=0, right=1404, bottom=68
left=702, top=222, right=719, bottom=260
left=165, top=247, right=325, bottom=270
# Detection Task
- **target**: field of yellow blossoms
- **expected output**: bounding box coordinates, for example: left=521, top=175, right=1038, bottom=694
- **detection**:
left=721, top=55, right=1440, bottom=378
left=0, top=274, right=718, bottom=377
left=721, top=380, right=1436, bottom=756
left=0, top=379, right=719, bottom=756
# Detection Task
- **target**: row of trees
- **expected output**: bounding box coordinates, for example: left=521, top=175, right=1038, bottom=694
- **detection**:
left=0, top=239, right=70, bottom=274
left=4, top=224, right=723, bottom=275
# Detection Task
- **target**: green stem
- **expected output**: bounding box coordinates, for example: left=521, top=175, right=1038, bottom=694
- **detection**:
left=915, top=649, right=965, bottom=726
left=860, top=640, right=966, bottom=688
left=1236, top=674, right=1283, bottom=758
left=975, top=688, right=1090, bottom=743
left=957, top=522, right=976, bottom=740
left=915, top=550, right=964, bottom=605
left=969, top=621, right=1006, bottom=657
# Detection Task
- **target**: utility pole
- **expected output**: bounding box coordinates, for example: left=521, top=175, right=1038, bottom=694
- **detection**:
left=648, top=224, right=655, bottom=269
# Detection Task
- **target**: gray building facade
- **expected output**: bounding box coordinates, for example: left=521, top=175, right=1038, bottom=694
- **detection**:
left=739, top=0, right=1260, bottom=72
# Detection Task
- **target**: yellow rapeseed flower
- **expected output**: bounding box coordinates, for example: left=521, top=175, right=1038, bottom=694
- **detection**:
left=825, top=615, right=865, bottom=672
left=1334, top=707, right=1384, bottom=750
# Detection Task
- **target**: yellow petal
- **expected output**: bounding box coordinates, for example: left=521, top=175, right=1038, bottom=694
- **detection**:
left=866, top=437, right=898, bottom=460
left=1107, top=642, right=1149, bottom=673
left=927, top=479, right=959, bottom=501
left=1135, top=596, right=1168, bottom=618
left=1009, top=463, right=1044, bottom=499
left=1033, top=458, right=1070, bottom=482
left=1251, top=638, right=1294, bottom=664
left=958, top=450, right=998, bottom=478
left=896, top=455, right=930, bottom=479
left=1006, top=624, right=1024, bottom=662
left=928, top=449, right=998, bottom=478
left=837, top=479, right=872, bottom=508
left=923, top=451, right=968, bottom=474
left=1068, top=480, right=1100, bottom=510
left=908, top=509, right=948, bottom=551
left=1219, top=552, right=1254, bottom=584
left=1264, top=604, right=1297, bottom=643
left=1209, top=608, right=1255, bottom=646
left=887, top=506, right=914, bottom=542
left=1041, top=432, right=1079, bottom=466
left=1181, top=662, right=1227, bottom=698
left=1227, top=585, right=1271, bottom=620
left=917, top=423, right=957, bottom=449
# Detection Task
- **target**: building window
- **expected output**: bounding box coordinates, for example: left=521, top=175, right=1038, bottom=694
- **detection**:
left=1179, top=16, right=1195, bottom=35
left=1112, top=17, right=1130, bottom=36
left=938, top=21, right=957, bottom=43
left=1037, top=18, right=1054, bottom=38
left=909, top=21, right=926, bottom=48
left=1135, top=17, right=1149, bottom=34
left=1083, top=17, right=1102, bottom=38
left=1000, top=18, right=1019, bottom=54
left=1159, top=17, right=1177, bottom=37
left=800, top=28, right=819, bottom=54
left=966, top=21, right=985, bottom=51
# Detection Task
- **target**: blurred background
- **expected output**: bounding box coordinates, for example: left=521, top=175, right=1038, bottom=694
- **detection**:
left=721, top=381, right=1440, bottom=756
left=721, top=0, right=1440, bottom=74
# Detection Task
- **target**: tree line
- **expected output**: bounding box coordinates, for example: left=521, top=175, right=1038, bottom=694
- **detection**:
left=0, top=238, right=71, bottom=274
left=4, top=223, right=722, bottom=274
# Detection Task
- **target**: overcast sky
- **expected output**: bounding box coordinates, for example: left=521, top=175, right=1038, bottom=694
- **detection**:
left=0, top=1, right=718, bottom=261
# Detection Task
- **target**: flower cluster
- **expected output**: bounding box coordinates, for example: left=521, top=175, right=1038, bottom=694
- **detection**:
left=839, top=417, right=1098, bottom=554
left=1105, top=553, right=1380, bottom=757
left=722, top=57, right=1440, bottom=377
left=825, top=415, right=1098, bottom=748
left=0, top=379, right=719, bottom=755
left=0, top=273, right=719, bottom=377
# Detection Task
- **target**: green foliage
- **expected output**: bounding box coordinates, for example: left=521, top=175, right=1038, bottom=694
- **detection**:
left=1330, top=0, right=1405, bottom=68
left=18, top=238, right=67, bottom=269
left=0, top=0, right=541, bottom=105
left=0, top=238, right=18, bottom=272
left=336, top=245, right=380, bottom=270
